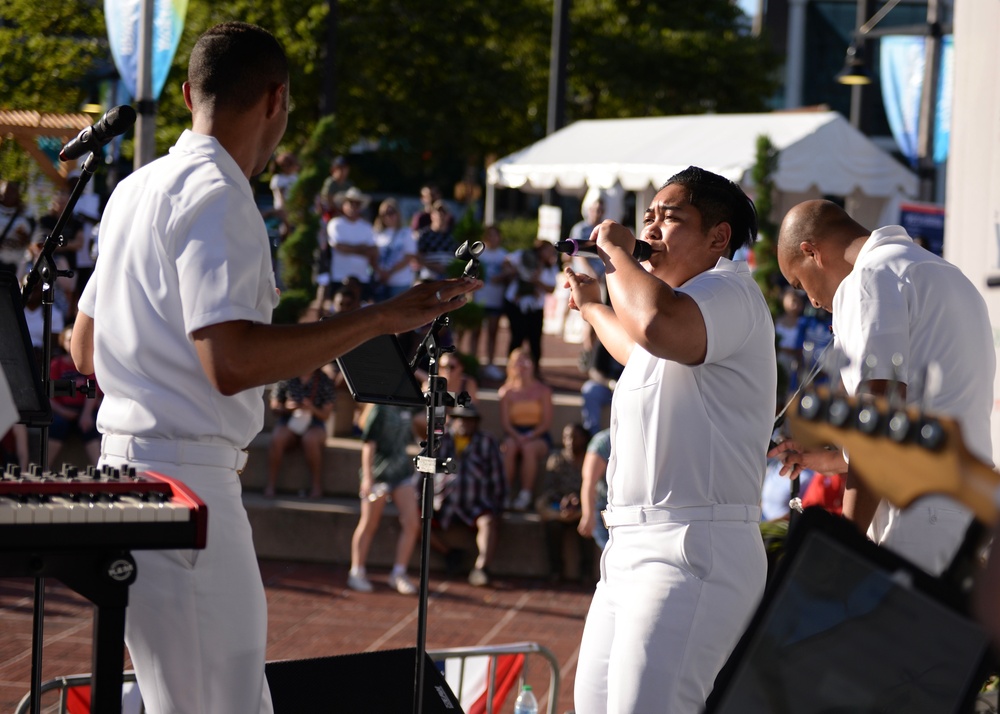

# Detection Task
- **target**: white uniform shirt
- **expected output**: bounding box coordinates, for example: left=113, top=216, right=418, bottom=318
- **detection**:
left=833, top=226, right=995, bottom=563
left=326, top=216, right=374, bottom=283
left=607, top=258, right=776, bottom=509
left=78, top=130, right=279, bottom=448
left=834, top=226, right=994, bottom=463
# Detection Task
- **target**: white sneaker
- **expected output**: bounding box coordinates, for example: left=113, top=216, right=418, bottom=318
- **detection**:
left=388, top=572, right=417, bottom=595
left=512, top=490, right=533, bottom=511
left=347, top=573, right=373, bottom=593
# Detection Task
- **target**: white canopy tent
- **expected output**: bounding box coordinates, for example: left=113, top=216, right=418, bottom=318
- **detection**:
left=485, top=111, right=917, bottom=231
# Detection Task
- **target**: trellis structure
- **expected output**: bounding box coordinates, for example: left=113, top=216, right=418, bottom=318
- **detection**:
left=0, top=110, right=94, bottom=185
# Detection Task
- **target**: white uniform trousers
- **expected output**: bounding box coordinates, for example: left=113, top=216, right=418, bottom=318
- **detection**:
left=99, top=445, right=273, bottom=714
left=574, top=519, right=766, bottom=713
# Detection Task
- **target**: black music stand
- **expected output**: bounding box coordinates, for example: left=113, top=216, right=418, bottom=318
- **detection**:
left=706, top=507, right=993, bottom=714
left=336, top=240, right=483, bottom=714
left=0, top=270, right=50, bottom=426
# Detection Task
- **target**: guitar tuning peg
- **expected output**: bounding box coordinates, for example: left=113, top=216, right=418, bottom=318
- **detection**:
left=917, top=416, right=945, bottom=451
left=796, top=391, right=823, bottom=421
left=855, top=400, right=882, bottom=434
left=887, top=408, right=914, bottom=443
left=827, top=394, right=854, bottom=427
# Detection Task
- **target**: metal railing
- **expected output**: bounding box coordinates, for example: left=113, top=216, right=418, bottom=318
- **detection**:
left=428, top=641, right=561, bottom=714
left=14, top=672, right=144, bottom=714
left=15, top=642, right=560, bottom=714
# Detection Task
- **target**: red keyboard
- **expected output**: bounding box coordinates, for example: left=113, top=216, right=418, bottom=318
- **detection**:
left=0, top=464, right=208, bottom=550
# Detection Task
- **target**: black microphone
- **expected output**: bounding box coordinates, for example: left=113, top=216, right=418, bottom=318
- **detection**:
left=555, top=238, right=652, bottom=262
left=59, top=105, right=137, bottom=161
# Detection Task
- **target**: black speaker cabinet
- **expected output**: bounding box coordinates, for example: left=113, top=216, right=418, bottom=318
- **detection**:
left=265, top=647, right=464, bottom=713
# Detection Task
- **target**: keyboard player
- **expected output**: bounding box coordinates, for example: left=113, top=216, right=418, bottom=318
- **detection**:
left=69, top=23, right=479, bottom=714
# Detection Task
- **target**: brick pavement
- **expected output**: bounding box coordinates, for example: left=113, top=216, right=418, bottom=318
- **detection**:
left=0, top=325, right=594, bottom=713
left=0, top=562, right=594, bottom=713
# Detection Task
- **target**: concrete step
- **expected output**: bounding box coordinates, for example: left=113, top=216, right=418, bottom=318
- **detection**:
left=243, top=493, right=600, bottom=582
left=241, top=389, right=596, bottom=499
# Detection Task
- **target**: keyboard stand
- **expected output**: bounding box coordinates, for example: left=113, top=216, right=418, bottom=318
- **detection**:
left=1, top=549, right=136, bottom=714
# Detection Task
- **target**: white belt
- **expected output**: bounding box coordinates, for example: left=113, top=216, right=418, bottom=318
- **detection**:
left=601, top=504, right=761, bottom=528
left=101, top=434, right=249, bottom=475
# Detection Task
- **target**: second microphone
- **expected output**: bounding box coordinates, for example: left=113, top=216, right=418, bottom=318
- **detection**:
left=555, top=238, right=652, bottom=262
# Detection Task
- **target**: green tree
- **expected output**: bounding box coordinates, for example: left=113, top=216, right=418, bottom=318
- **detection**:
left=568, top=0, right=780, bottom=119
left=0, top=2, right=107, bottom=178
left=751, top=133, right=780, bottom=316
left=1, top=0, right=779, bottom=195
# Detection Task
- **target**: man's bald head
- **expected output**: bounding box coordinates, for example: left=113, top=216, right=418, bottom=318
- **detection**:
left=776, top=200, right=870, bottom=313
left=777, top=200, right=868, bottom=262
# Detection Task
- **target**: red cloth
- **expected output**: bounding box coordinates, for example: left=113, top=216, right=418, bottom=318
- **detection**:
left=801, top=473, right=846, bottom=515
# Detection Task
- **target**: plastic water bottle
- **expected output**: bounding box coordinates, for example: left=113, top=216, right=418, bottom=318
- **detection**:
left=514, top=684, right=538, bottom=714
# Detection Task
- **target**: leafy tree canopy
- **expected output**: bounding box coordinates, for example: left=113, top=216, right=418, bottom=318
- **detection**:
left=1, top=0, right=779, bottom=192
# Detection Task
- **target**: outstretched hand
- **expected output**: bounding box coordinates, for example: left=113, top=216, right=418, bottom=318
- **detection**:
left=379, top=276, right=482, bottom=334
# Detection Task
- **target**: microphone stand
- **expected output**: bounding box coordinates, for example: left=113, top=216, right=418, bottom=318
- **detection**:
left=21, top=151, right=100, bottom=714
left=411, top=244, right=482, bottom=714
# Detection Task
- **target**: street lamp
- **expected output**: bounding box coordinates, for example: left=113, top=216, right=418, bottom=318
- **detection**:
left=835, top=41, right=871, bottom=86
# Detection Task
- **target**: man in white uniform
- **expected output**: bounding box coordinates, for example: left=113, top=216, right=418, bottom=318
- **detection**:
left=70, top=22, right=479, bottom=714
left=771, top=199, right=994, bottom=576
left=565, top=166, right=775, bottom=713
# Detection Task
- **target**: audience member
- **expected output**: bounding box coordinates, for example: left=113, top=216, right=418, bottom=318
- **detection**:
left=431, top=404, right=506, bottom=587
left=47, top=325, right=101, bottom=468
left=23, top=280, right=64, bottom=369
left=319, top=155, right=353, bottom=217
left=536, top=423, right=594, bottom=583
left=466, top=225, right=508, bottom=381
left=264, top=367, right=335, bottom=498
left=774, top=285, right=807, bottom=390
left=499, top=346, right=553, bottom=511
left=348, top=402, right=420, bottom=595
left=0, top=180, right=32, bottom=277
left=580, top=336, right=623, bottom=436
left=411, top=184, right=453, bottom=233
left=268, top=151, right=299, bottom=237
left=32, top=187, right=81, bottom=319
left=567, top=198, right=607, bottom=359
left=70, top=172, right=101, bottom=303
left=501, top=239, right=558, bottom=375
left=315, top=158, right=352, bottom=310
left=578, top=427, right=611, bottom=549
left=416, top=200, right=457, bottom=281
left=326, top=186, right=377, bottom=301
left=372, top=198, right=417, bottom=302
left=322, top=285, right=364, bottom=436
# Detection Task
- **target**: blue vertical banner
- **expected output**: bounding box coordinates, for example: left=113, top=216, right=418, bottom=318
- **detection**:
left=105, top=0, right=188, bottom=101
left=880, top=35, right=954, bottom=167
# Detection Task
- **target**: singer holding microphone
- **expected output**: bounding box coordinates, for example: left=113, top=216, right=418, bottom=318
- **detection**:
left=565, top=167, right=775, bottom=713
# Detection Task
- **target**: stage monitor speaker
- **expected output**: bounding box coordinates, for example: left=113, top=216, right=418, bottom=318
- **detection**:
left=265, top=647, right=464, bottom=713
left=706, top=507, right=992, bottom=714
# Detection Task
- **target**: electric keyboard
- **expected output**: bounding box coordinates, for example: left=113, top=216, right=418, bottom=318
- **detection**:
left=0, top=463, right=208, bottom=550
left=1, top=462, right=209, bottom=714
